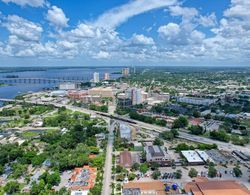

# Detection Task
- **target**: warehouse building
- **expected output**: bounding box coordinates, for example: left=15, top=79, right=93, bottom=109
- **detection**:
left=181, top=151, right=204, bottom=165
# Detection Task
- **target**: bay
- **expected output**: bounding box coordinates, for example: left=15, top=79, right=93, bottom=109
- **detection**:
left=0, top=67, right=122, bottom=103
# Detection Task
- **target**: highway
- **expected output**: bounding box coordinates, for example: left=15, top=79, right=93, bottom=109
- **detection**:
left=1, top=98, right=250, bottom=154
left=131, top=119, right=250, bottom=154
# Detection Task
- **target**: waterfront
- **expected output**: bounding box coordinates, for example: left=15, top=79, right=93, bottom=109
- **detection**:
left=0, top=67, right=122, bottom=100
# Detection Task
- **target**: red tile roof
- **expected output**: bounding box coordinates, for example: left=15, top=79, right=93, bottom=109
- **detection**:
left=189, top=118, right=202, bottom=126
left=70, top=165, right=97, bottom=191
left=119, top=150, right=133, bottom=168
left=185, top=178, right=250, bottom=195
left=123, top=181, right=166, bottom=195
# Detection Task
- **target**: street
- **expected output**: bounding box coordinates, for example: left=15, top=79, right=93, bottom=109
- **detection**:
left=101, top=119, right=114, bottom=195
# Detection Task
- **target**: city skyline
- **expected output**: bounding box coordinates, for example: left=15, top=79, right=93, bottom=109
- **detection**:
left=0, top=0, right=250, bottom=67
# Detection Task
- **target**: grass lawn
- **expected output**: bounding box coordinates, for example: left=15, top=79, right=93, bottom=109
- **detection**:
left=45, top=129, right=59, bottom=133
left=0, top=186, right=4, bottom=195
left=22, top=131, right=40, bottom=138
left=241, top=119, right=250, bottom=128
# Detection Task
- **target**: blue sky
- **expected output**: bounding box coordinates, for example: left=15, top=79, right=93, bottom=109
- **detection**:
left=0, top=0, right=249, bottom=66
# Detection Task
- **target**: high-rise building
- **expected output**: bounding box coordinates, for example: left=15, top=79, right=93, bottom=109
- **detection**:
left=131, top=88, right=142, bottom=105
left=122, top=68, right=129, bottom=77
left=132, top=66, right=136, bottom=74
left=104, top=73, right=110, bottom=80
left=125, top=88, right=143, bottom=105
left=93, top=72, right=99, bottom=83
left=117, top=93, right=132, bottom=108
left=136, top=89, right=142, bottom=105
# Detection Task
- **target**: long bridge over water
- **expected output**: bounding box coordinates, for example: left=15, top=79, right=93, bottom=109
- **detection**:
left=0, top=77, right=90, bottom=84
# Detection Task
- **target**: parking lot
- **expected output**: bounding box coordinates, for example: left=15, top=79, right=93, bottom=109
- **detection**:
left=157, top=164, right=250, bottom=189
left=54, top=171, right=71, bottom=191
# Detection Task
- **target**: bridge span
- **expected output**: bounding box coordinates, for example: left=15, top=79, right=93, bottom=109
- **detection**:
left=0, top=77, right=89, bottom=84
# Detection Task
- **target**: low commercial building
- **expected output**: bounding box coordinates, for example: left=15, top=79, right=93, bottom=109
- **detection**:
left=119, top=150, right=133, bottom=168
left=88, top=87, right=116, bottom=98
left=50, top=90, right=67, bottom=97
left=68, top=90, right=88, bottom=99
left=201, top=120, right=221, bottom=132
left=232, top=150, right=249, bottom=161
left=185, top=177, right=250, bottom=195
left=152, top=93, right=170, bottom=102
left=146, top=97, right=165, bottom=106
left=123, top=181, right=166, bottom=195
left=67, top=90, right=101, bottom=104
left=206, top=149, right=237, bottom=164
left=70, top=165, right=97, bottom=195
left=144, top=145, right=172, bottom=166
left=181, top=150, right=204, bottom=165
left=81, top=95, right=101, bottom=104
left=196, top=150, right=214, bottom=163
left=59, top=83, right=77, bottom=90
left=177, top=97, right=217, bottom=106
left=201, top=109, right=211, bottom=116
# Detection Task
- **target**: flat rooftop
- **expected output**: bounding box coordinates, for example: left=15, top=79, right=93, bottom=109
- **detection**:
left=181, top=150, right=204, bottom=163
left=196, top=150, right=214, bottom=163
left=148, top=145, right=165, bottom=157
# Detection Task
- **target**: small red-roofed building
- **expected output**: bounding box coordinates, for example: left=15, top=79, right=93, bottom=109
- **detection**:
left=185, top=177, right=250, bottom=195
left=70, top=165, right=97, bottom=195
left=119, top=150, right=133, bottom=168
left=189, top=118, right=203, bottom=126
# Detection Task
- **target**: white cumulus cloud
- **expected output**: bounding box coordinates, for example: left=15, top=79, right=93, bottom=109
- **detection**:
left=93, top=51, right=111, bottom=59
left=224, top=0, right=250, bottom=20
left=158, top=23, right=180, bottom=38
left=94, top=0, right=177, bottom=29
left=130, top=34, right=155, bottom=45
left=199, top=13, right=217, bottom=27
left=3, top=15, right=43, bottom=42
left=1, top=0, right=45, bottom=7
left=46, top=6, right=69, bottom=29
left=169, top=5, right=198, bottom=19
left=1, top=0, right=250, bottom=65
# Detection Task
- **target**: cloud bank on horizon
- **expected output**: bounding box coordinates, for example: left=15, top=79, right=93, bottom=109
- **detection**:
left=0, top=0, right=249, bottom=66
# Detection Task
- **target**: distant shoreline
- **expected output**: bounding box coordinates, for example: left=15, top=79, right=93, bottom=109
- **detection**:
left=0, top=66, right=126, bottom=74
left=0, top=83, right=7, bottom=87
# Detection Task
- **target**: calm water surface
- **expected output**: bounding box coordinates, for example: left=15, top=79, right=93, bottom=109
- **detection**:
left=0, top=67, right=122, bottom=105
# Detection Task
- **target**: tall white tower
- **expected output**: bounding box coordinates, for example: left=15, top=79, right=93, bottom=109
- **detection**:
left=122, top=68, right=129, bottom=76
left=93, top=72, right=100, bottom=83
left=131, top=88, right=142, bottom=105
left=104, top=73, right=110, bottom=80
